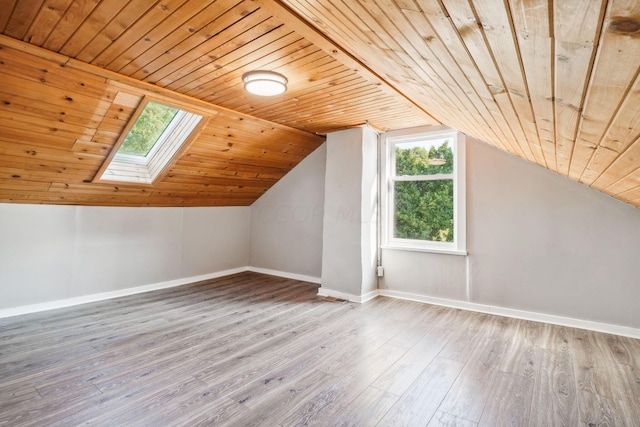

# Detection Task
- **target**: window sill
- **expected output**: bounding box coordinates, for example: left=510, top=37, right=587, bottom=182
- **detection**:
left=381, top=244, right=467, bottom=256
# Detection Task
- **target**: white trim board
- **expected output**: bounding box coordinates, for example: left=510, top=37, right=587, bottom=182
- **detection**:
left=246, top=266, right=321, bottom=284
left=317, top=287, right=379, bottom=303
left=0, top=267, right=247, bottom=319
left=378, top=289, right=640, bottom=340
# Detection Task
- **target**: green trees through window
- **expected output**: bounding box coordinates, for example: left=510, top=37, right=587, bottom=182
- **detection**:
left=394, top=141, right=454, bottom=242
left=120, top=101, right=179, bottom=156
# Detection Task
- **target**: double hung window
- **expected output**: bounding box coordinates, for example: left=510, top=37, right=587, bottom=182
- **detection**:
left=382, top=127, right=466, bottom=255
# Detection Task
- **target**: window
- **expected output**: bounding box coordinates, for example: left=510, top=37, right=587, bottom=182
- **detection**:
left=382, top=126, right=466, bottom=254
left=96, top=99, right=204, bottom=184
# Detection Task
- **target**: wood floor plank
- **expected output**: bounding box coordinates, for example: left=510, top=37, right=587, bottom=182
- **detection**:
left=377, top=356, right=464, bottom=426
left=477, top=371, right=534, bottom=426
left=1, top=272, right=639, bottom=426
left=436, top=337, right=506, bottom=422
left=332, top=386, right=399, bottom=427
left=427, top=411, right=478, bottom=427
left=371, top=326, right=454, bottom=396
left=529, top=349, right=580, bottom=426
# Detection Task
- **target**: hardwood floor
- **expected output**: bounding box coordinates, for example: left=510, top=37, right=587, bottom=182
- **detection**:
left=1, top=272, right=639, bottom=426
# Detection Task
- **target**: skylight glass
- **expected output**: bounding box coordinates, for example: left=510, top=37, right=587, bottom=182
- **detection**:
left=119, top=101, right=179, bottom=156
left=96, top=98, right=204, bottom=184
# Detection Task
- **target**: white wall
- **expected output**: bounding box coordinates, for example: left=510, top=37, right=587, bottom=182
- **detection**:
left=0, top=204, right=250, bottom=309
left=249, top=144, right=326, bottom=279
left=322, top=129, right=364, bottom=296
left=360, top=126, right=379, bottom=295
left=321, top=127, right=378, bottom=299
left=380, top=137, right=640, bottom=330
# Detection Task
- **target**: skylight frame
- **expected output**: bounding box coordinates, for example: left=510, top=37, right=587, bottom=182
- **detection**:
left=94, top=97, right=206, bottom=185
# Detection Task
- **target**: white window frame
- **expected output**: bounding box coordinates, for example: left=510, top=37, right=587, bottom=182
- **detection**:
left=381, top=125, right=466, bottom=255
left=95, top=98, right=204, bottom=184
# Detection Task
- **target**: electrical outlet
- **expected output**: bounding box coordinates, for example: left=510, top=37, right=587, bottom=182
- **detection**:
left=377, top=266, right=384, bottom=277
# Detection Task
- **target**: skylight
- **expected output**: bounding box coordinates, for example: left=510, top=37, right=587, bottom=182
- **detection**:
left=96, top=99, right=203, bottom=184
left=119, top=101, right=179, bottom=156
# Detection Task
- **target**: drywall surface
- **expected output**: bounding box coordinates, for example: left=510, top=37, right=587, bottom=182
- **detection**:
left=182, top=207, right=250, bottom=276
left=380, top=249, right=467, bottom=300
left=360, top=126, right=378, bottom=295
left=0, top=204, right=250, bottom=309
left=321, top=128, right=364, bottom=296
left=380, top=137, right=640, bottom=329
left=467, top=139, right=640, bottom=328
left=250, top=144, right=326, bottom=278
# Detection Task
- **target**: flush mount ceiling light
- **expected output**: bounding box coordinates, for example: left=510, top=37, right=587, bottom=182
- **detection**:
left=243, top=70, right=288, bottom=96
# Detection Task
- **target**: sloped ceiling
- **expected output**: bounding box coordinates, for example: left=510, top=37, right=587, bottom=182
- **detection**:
left=1, top=0, right=640, bottom=207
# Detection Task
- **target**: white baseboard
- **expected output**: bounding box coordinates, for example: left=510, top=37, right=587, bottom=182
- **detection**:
left=0, top=267, right=248, bottom=319
left=247, top=266, right=321, bottom=284
left=378, top=289, right=640, bottom=340
left=318, top=287, right=380, bottom=303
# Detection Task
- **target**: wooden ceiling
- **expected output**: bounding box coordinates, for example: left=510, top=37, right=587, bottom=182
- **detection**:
left=1, top=0, right=640, bottom=207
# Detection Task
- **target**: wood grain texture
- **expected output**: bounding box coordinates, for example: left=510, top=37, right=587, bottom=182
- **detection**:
left=1, top=0, right=639, bottom=208
left=1, top=272, right=639, bottom=425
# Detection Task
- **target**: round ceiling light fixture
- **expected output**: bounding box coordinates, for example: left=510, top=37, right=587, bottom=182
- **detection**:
left=243, top=70, right=288, bottom=96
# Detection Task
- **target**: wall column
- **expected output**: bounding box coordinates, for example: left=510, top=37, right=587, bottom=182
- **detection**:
left=320, top=126, right=378, bottom=302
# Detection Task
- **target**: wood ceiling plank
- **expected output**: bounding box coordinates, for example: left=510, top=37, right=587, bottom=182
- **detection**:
left=154, top=181, right=271, bottom=193
left=58, top=0, right=125, bottom=57
left=571, top=0, right=640, bottom=182
left=591, top=87, right=640, bottom=190
left=190, top=140, right=309, bottom=163
left=0, top=73, right=111, bottom=118
left=439, top=0, right=532, bottom=161
left=0, top=47, right=110, bottom=98
left=266, top=0, right=438, bottom=124
left=154, top=17, right=283, bottom=90
left=0, top=94, right=103, bottom=130
left=221, top=54, right=342, bottom=111
left=368, top=0, right=498, bottom=141
left=162, top=175, right=277, bottom=187
left=193, top=37, right=316, bottom=101
left=41, top=0, right=100, bottom=51
left=0, top=177, right=52, bottom=192
left=320, top=0, right=475, bottom=132
left=3, top=0, right=45, bottom=40
left=0, top=156, right=95, bottom=176
left=223, top=66, right=360, bottom=112
left=22, top=0, right=73, bottom=45
left=139, top=4, right=272, bottom=85
left=553, top=0, right=606, bottom=175
left=607, top=170, right=640, bottom=198
left=0, top=0, right=18, bottom=33
left=400, top=7, right=505, bottom=150
left=414, top=1, right=519, bottom=154
left=165, top=26, right=296, bottom=93
left=469, top=0, right=544, bottom=166
left=170, top=159, right=290, bottom=180
left=0, top=112, right=97, bottom=141
left=0, top=139, right=105, bottom=166
left=75, top=1, right=158, bottom=64
left=508, top=0, right=555, bottom=170
left=90, top=0, right=190, bottom=68
left=118, top=0, right=246, bottom=77
left=593, top=136, right=640, bottom=194
left=0, top=168, right=90, bottom=183
left=48, top=182, right=152, bottom=196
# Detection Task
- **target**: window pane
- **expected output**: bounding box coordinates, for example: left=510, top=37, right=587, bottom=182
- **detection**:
left=395, top=138, right=453, bottom=176
left=394, top=179, right=454, bottom=242
left=119, top=101, right=179, bottom=156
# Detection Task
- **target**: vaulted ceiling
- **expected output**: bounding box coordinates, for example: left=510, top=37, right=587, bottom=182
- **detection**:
left=1, top=0, right=639, bottom=207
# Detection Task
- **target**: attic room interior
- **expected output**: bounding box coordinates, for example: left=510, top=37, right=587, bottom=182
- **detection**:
left=1, top=0, right=639, bottom=425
